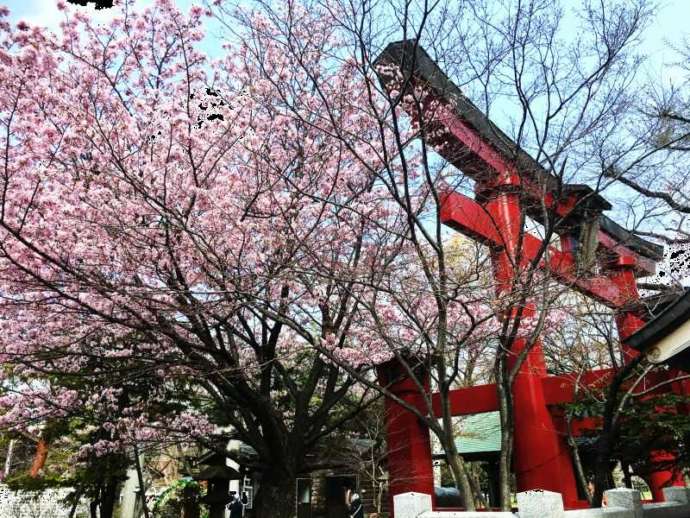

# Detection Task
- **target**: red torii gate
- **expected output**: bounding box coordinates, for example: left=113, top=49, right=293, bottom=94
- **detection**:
left=374, top=40, right=685, bottom=511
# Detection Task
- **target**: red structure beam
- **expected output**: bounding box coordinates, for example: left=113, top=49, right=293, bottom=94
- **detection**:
left=376, top=40, right=662, bottom=276
left=434, top=368, right=672, bottom=416
left=430, top=384, right=499, bottom=416
left=541, top=369, right=615, bottom=405
left=433, top=369, right=614, bottom=419
left=436, top=106, right=658, bottom=275
left=440, top=191, right=627, bottom=308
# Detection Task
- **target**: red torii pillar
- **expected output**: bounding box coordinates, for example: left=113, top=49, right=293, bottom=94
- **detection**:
left=608, top=257, right=686, bottom=500
left=480, top=174, right=580, bottom=506
left=376, top=361, right=436, bottom=509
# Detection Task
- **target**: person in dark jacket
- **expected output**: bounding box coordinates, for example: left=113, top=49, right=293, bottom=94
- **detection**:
left=348, top=491, right=364, bottom=518
left=227, top=491, right=248, bottom=518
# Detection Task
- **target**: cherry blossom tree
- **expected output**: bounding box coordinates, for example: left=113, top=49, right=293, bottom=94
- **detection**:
left=0, top=1, right=406, bottom=516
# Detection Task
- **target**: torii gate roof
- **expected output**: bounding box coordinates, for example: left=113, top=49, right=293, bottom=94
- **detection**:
left=374, top=40, right=663, bottom=268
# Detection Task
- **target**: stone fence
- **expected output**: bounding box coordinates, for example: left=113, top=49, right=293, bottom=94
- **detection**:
left=394, top=487, right=690, bottom=518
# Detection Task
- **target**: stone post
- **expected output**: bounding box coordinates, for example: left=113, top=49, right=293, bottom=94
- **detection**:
left=604, top=488, right=642, bottom=518
left=663, top=486, right=690, bottom=503
left=516, top=489, right=565, bottom=518
left=393, top=492, right=432, bottom=518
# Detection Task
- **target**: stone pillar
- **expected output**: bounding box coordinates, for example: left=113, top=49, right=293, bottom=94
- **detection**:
left=604, top=488, right=642, bottom=518
left=392, top=492, right=432, bottom=518
left=516, top=489, right=565, bottom=518
left=663, top=486, right=690, bottom=503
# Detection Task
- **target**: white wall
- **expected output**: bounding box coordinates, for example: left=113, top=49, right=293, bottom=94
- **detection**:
left=0, top=483, right=88, bottom=517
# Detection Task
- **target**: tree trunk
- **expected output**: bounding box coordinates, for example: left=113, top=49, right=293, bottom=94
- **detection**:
left=207, top=478, right=230, bottom=518
left=438, top=357, right=475, bottom=510
left=89, top=497, right=99, bottom=518
left=183, top=483, right=201, bottom=518
left=4, top=439, right=15, bottom=478
left=133, top=444, right=150, bottom=518
left=467, top=463, right=488, bottom=509
left=29, top=438, right=49, bottom=478
left=438, top=394, right=475, bottom=511
left=592, top=431, right=613, bottom=507
left=68, top=487, right=83, bottom=518
left=566, top=417, right=591, bottom=504
left=99, top=479, right=118, bottom=518
left=445, top=447, right=475, bottom=511
left=496, top=356, right=514, bottom=511
left=255, top=473, right=296, bottom=518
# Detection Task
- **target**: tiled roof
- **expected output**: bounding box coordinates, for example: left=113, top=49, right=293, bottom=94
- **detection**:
left=455, top=411, right=501, bottom=454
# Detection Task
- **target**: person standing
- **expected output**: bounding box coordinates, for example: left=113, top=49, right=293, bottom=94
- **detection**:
left=348, top=491, right=364, bottom=518
left=227, top=491, right=247, bottom=518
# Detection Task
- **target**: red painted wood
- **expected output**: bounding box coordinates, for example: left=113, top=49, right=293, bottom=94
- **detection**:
left=608, top=262, right=683, bottom=501
left=439, top=191, right=503, bottom=245
left=433, top=104, right=656, bottom=275
left=431, top=384, right=499, bottom=416
left=597, top=231, right=657, bottom=276
left=436, top=370, right=613, bottom=418
left=482, top=181, right=581, bottom=507
left=377, top=361, right=436, bottom=509
left=440, top=192, right=626, bottom=308
left=541, top=369, right=615, bottom=405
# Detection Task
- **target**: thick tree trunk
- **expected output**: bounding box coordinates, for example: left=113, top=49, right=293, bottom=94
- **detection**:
left=133, top=444, right=150, bottom=518
left=207, top=478, right=230, bottom=518
left=444, top=446, right=475, bottom=511
left=183, top=483, right=201, bottom=518
left=592, top=431, right=613, bottom=507
left=99, top=479, right=118, bottom=518
left=255, top=473, right=296, bottom=518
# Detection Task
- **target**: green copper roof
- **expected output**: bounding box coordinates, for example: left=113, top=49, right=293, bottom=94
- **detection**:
left=455, top=411, right=501, bottom=454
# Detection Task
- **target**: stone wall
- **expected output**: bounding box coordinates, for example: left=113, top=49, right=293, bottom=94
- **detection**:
left=0, top=484, right=88, bottom=517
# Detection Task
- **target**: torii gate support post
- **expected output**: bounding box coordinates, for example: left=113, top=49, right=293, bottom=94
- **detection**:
left=376, top=360, right=436, bottom=512
left=480, top=176, right=580, bottom=506
left=608, top=257, right=686, bottom=501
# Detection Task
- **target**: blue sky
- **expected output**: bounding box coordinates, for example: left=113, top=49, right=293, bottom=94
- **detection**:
left=3, top=0, right=688, bottom=80
left=640, top=0, right=689, bottom=84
